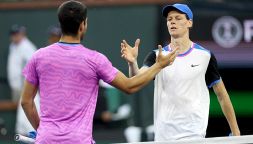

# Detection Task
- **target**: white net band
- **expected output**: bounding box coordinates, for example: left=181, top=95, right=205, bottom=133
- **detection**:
left=116, top=135, right=253, bottom=144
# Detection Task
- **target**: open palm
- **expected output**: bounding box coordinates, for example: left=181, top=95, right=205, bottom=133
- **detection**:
left=121, top=39, right=140, bottom=63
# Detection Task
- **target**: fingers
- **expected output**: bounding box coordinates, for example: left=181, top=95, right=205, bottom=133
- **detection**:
left=167, top=48, right=178, bottom=64
left=122, top=40, right=130, bottom=48
left=121, top=42, right=126, bottom=57
left=134, top=39, right=140, bottom=48
left=168, top=47, right=178, bottom=57
left=121, top=39, right=140, bottom=61
left=121, top=43, right=125, bottom=53
left=158, top=45, right=162, bottom=56
left=155, top=44, right=180, bottom=68
left=156, top=45, right=163, bottom=64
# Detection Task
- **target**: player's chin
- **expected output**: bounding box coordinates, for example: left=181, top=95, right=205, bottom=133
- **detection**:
left=169, top=33, right=180, bottom=39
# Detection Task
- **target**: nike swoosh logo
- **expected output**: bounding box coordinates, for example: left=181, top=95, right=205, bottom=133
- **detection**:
left=191, top=64, right=200, bottom=67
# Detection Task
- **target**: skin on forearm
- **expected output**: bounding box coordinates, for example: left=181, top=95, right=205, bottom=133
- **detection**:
left=111, top=63, right=162, bottom=94
left=22, top=101, right=40, bottom=130
left=21, top=80, right=40, bottom=130
left=128, top=61, right=139, bottom=77
left=128, top=61, right=150, bottom=78
left=213, top=80, right=240, bottom=136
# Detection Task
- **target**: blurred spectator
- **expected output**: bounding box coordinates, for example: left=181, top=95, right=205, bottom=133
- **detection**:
left=7, top=24, right=36, bottom=102
left=93, top=84, right=113, bottom=125
left=93, top=80, right=131, bottom=128
left=7, top=24, right=39, bottom=135
left=47, top=25, right=61, bottom=44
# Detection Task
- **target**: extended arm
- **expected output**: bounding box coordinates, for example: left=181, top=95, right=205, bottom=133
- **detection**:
left=113, top=45, right=177, bottom=94
left=111, top=62, right=161, bottom=94
left=21, top=80, right=40, bottom=130
left=213, top=80, right=240, bottom=136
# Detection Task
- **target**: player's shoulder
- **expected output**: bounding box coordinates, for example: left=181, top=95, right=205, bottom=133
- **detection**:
left=32, top=43, right=58, bottom=58
left=80, top=46, right=110, bottom=63
left=31, top=46, right=47, bottom=58
left=192, top=43, right=211, bottom=56
left=83, top=47, right=106, bottom=58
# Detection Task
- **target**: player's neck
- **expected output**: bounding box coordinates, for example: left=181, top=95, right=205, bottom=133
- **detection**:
left=59, top=35, right=81, bottom=44
left=170, top=37, right=192, bottom=54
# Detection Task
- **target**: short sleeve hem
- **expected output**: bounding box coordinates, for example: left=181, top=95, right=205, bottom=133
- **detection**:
left=104, top=67, right=118, bottom=84
left=208, top=77, right=221, bottom=88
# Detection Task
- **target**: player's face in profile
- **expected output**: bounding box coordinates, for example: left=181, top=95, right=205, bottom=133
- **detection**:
left=166, top=11, right=191, bottom=38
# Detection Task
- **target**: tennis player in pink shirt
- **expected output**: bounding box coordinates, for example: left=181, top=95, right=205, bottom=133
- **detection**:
left=20, top=1, right=178, bottom=143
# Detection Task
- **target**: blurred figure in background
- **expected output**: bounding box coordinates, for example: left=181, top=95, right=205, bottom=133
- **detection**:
left=7, top=24, right=36, bottom=102
left=94, top=80, right=114, bottom=125
left=47, top=25, right=61, bottom=44
left=7, top=24, right=39, bottom=135
left=94, top=80, right=131, bottom=127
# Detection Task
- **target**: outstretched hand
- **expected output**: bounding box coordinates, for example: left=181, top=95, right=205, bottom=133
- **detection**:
left=121, top=39, right=140, bottom=63
left=156, top=45, right=178, bottom=68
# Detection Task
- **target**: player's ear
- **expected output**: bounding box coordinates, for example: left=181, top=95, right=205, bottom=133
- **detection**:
left=188, top=20, right=193, bottom=28
left=79, top=19, right=86, bottom=34
left=79, top=21, right=84, bottom=32
left=80, top=18, right=88, bottom=34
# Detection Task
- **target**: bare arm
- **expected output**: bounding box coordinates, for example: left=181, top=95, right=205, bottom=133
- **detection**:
left=21, top=80, right=40, bottom=130
left=113, top=45, right=177, bottom=94
left=128, top=61, right=149, bottom=77
left=111, top=63, right=161, bottom=94
left=213, top=80, right=240, bottom=136
left=128, top=61, right=139, bottom=77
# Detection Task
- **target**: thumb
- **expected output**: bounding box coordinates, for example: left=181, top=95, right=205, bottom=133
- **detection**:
left=158, top=45, right=163, bottom=56
left=134, top=39, right=140, bottom=48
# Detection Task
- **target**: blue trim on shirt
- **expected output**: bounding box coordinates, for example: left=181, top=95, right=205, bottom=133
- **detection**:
left=177, top=47, right=193, bottom=57
left=167, top=43, right=194, bottom=57
left=194, top=43, right=210, bottom=54
left=57, top=42, right=81, bottom=46
left=164, top=46, right=169, bottom=51
left=208, top=78, right=221, bottom=88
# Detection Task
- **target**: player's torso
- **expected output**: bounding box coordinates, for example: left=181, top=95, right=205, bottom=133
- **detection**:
left=162, top=49, right=209, bottom=81
left=155, top=44, right=211, bottom=95
left=154, top=44, right=211, bottom=140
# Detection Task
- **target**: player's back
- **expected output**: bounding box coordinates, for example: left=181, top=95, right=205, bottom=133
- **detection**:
left=34, top=42, right=102, bottom=143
